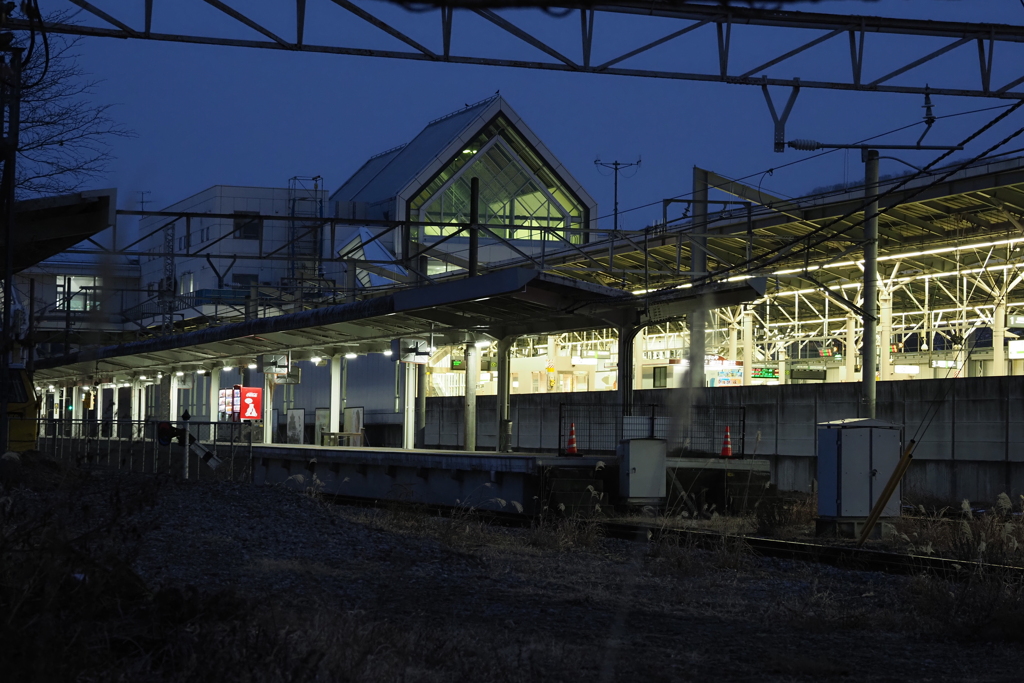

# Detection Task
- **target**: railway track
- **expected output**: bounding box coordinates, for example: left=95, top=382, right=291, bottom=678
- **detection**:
left=601, top=520, right=1024, bottom=578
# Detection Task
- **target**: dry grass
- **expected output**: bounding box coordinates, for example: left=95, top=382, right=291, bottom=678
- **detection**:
left=894, top=494, right=1024, bottom=565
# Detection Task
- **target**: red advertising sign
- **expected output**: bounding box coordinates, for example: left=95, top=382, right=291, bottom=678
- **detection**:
left=239, top=387, right=263, bottom=421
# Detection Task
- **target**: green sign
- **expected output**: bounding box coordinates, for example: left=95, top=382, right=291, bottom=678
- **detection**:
left=750, top=367, right=779, bottom=379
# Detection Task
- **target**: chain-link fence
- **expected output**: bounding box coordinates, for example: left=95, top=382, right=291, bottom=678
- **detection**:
left=558, top=404, right=745, bottom=458
left=15, top=417, right=256, bottom=481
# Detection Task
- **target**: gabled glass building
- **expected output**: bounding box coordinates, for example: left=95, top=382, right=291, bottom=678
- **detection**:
left=330, top=95, right=596, bottom=279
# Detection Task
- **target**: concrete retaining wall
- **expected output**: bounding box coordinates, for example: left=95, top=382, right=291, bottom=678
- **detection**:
left=424, top=376, right=1024, bottom=505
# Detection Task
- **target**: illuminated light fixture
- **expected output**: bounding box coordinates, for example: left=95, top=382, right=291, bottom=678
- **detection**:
left=139, top=375, right=147, bottom=381
left=81, top=385, right=90, bottom=390
left=223, top=365, right=233, bottom=372
left=247, top=363, right=258, bottom=370
left=157, top=373, right=163, bottom=379
left=462, top=149, right=477, bottom=154
left=47, top=385, right=55, bottom=391
left=475, top=340, right=491, bottom=348
left=382, top=349, right=393, bottom=357
left=176, top=371, right=184, bottom=377
left=121, top=383, right=130, bottom=388
left=344, top=352, right=357, bottom=360
left=197, top=368, right=206, bottom=375
left=310, top=356, right=322, bottom=365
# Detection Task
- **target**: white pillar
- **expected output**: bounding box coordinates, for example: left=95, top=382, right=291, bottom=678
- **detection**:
left=879, top=291, right=893, bottom=381
left=329, top=354, right=342, bottom=433
left=169, top=375, right=179, bottom=422
left=632, top=327, right=645, bottom=390
left=845, top=314, right=856, bottom=382
left=994, top=299, right=1007, bottom=376
left=112, top=382, right=120, bottom=435
left=96, top=385, right=105, bottom=424
left=728, top=323, right=738, bottom=363
left=208, top=368, right=220, bottom=422
left=778, top=349, right=787, bottom=385
left=742, top=309, right=753, bottom=386
left=72, top=386, right=81, bottom=435
left=263, top=372, right=274, bottom=444
left=464, top=343, right=478, bottom=451
left=402, top=361, right=417, bottom=449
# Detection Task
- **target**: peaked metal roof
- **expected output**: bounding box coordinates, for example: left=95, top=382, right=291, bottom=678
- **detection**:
left=330, top=96, right=499, bottom=211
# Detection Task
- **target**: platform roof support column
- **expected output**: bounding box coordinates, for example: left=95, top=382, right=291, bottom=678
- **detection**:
left=742, top=309, right=753, bottom=386
left=690, top=166, right=709, bottom=389
left=845, top=314, right=857, bottom=382
left=879, top=291, right=893, bottom=382
left=402, top=361, right=416, bottom=449
left=168, top=375, right=179, bottom=422
left=263, top=372, right=274, bottom=444
left=415, top=362, right=427, bottom=449
left=329, top=354, right=342, bottom=434
left=778, top=348, right=788, bottom=385
left=96, top=384, right=105, bottom=427
left=632, top=327, right=645, bottom=390
left=728, top=320, right=738, bottom=363
left=496, top=336, right=514, bottom=453
left=994, top=298, right=1007, bottom=376
left=158, top=374, right=172, bottom=421
left=863, top=150, right=879, bottom=419
left=464, top=342, right=478, bottom=451
left=111, top=381, right=120, bottom=430
left=208, top=367, right=220, bottom=422
left=71, top=386, right=81, bottom=436
left=617, top=326, right=640, bottom=414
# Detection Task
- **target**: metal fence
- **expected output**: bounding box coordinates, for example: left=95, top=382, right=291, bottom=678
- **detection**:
left=16, top=418, right=255, bottom=481
left=558, top=404, right=746, bottom=458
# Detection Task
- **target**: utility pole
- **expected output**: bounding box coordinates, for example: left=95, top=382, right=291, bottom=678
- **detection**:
left=595, top=157, right=640, bottom=273
left=863, top=149, right=879, bottom=418
left=0, top=46, right=21, bottom=452
left=594, top=157, right=641, bottom=234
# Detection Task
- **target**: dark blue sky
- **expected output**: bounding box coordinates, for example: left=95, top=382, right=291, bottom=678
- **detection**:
left=59, top=0, right=1023, bottom=237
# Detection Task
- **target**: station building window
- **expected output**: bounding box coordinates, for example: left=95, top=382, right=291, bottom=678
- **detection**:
left=233, top=211, right=262, bottom=240
left=408, top=115, right=585, bottom=244
left=56, top=276, right=103, bottom=311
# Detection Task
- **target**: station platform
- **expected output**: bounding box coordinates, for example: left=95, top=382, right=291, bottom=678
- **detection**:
left=253, top=444, right=770, bottom=515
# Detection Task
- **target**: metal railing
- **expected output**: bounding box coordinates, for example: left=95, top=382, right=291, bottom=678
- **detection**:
left=18, top=417, right=255, bottom=481
left=558, top=404, right=746, bottom=458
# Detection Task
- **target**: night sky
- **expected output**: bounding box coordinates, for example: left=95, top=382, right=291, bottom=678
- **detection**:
left=53, top=0, right=1024, bottom=240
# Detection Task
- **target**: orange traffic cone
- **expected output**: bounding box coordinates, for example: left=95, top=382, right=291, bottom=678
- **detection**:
left=720, top=426, right=734, bottom=458
left=565, top=422, right=578, bottom=455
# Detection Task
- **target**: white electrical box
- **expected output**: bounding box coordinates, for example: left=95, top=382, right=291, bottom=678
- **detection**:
left=618, top=439, right=667, bottom=504
left=817, top=418, right=902, bottom=519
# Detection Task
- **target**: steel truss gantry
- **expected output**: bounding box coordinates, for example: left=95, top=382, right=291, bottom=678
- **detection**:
left=14, top=1, right=1024, bottom=99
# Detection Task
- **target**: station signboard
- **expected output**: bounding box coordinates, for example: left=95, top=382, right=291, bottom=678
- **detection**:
left=1010, top=339, right=1024, bottom=360
left=750, top=367, right=779, bottom=379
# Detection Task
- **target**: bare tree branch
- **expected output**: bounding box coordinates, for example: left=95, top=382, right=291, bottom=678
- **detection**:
left=14, top=11, right=134, bottom=198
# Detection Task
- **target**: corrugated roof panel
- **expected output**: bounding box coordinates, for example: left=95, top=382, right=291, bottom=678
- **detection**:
left=329, top=145, right=406, bottom=206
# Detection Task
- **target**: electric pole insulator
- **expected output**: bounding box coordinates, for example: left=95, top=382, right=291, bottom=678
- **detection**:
left=788, top=139, right=822, bottom=151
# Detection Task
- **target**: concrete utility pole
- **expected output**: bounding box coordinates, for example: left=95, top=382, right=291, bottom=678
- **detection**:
left=863, top=149, right=879, bottom=418
left=468, top=177, right=479, bottom=277
left=689, top=166, right=709, bottom=389
left=742, top=309, right=754, bottom=386
left=0, top=49, right=20, bottom=452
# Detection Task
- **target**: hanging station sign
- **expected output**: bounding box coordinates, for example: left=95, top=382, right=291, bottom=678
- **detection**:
left=750, top=367, right=779, bottom=379
left=1009, top=340, right=1024, bottom=360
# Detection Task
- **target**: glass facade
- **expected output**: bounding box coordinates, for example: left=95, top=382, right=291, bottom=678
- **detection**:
left=408, top=115, right=585, bottom=244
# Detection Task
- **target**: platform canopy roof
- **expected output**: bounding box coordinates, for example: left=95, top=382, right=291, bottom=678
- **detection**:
left=35, top=268, right=765, bottom=383
left=516, top=155, right=1024, bottom=322
left=2, top=189, right=116, bottom=273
